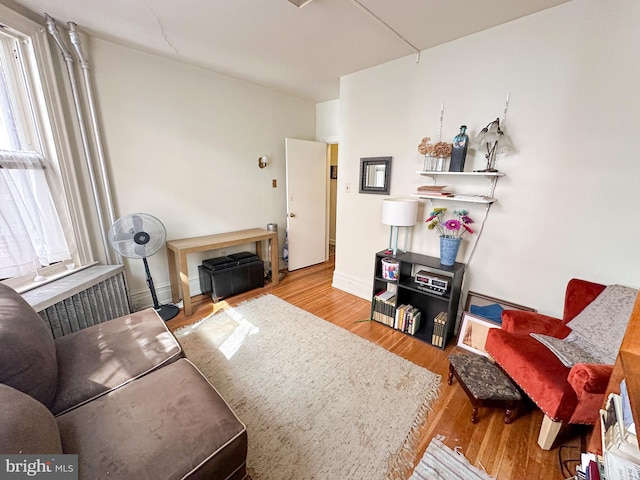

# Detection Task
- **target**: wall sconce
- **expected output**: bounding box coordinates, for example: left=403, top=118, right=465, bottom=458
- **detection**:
left=258, top=156, right=269, bottom=169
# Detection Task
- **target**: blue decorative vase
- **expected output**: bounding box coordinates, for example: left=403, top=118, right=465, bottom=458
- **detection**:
left=440, top=236, right=461, bottom=266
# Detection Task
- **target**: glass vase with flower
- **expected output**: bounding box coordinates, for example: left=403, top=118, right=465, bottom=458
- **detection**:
left=418, top=137, right=452, bottom=172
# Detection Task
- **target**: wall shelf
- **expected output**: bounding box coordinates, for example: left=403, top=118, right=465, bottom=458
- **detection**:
left=414, top=170, right=504, bottom=204
left=416, top=171, right=505, bottom=178
left=410, top=194, right=497, bottom=204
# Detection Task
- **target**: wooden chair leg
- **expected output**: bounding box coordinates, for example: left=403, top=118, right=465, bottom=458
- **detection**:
left=538, top=414, right=562, bottom=450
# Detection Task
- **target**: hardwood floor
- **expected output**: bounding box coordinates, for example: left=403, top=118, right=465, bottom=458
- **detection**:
left=167, top=256, right=589, bottom=480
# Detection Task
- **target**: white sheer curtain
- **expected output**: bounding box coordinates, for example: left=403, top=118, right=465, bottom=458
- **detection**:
left=0, top=151, right=71, bottom=278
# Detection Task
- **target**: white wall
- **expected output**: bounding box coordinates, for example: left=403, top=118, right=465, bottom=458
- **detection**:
left=88, top=38, right=316, bottom=308
left=316, top=99, right=339, bottom=143
left=333, top=0, right=640, bottom=317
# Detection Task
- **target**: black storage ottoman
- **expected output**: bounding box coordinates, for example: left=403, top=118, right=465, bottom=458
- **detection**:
left=198, top=252, right=264, bottom=302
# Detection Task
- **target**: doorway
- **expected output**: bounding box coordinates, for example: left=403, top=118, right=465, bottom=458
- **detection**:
left=284, top=139, right=338, bottom=270
left=328, top=143, right=338, bottom=260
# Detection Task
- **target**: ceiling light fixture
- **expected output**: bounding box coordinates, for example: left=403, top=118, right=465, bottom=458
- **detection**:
left=287, top=0, right=314, bottom=7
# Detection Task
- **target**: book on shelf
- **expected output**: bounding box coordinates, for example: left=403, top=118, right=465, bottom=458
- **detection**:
left=394, top=304, right=421, bottom=335
left=621, top=379, right=637, bottom=437
left=417, top=191, right=454, bottom=197
left=576, top=453, right=603, bottom=480
left=373, top=290, right=396, bottom=326
left=407, top=309, right=421, bottom=335
left=416, top=185, right=448, bottom=193
left=431, top=311, right=448, bottom=347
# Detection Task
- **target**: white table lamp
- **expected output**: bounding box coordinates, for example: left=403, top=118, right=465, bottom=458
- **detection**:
left=382, top=198, right=418, bottom=255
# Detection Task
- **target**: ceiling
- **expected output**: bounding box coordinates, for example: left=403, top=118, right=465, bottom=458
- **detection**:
left=6, top=0, right=572, bottom=102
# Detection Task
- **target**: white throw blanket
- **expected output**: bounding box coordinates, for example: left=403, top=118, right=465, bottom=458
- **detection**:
left=531, top=284, right=637, bottom=367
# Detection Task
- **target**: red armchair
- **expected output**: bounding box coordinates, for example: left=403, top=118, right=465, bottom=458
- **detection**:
left=485, top=278, right=609, bottom=450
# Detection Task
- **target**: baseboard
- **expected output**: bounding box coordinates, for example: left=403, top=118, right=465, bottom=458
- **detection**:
left=133, top=272, right=370, bottom=311
left=331, top=270, right=370, bottom=300
left=130, top=277, right=202, bottom=311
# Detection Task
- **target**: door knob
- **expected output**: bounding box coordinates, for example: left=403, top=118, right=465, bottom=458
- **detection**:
left=289, top=213, right=296, bottom=218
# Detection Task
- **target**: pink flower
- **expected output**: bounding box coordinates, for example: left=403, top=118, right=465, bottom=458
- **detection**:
left=443, top=219, right=461, bottom=231
left=425, top=208, right=475, bottom=239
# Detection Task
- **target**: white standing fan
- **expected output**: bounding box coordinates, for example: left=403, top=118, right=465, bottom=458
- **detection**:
left=108, top=213, right=179, bottom=321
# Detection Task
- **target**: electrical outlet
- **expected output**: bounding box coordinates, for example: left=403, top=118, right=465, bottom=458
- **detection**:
left=272, top=179, right=277, bottom=188
left=220, top=250, right=226, bottom=257
left=345, top=183, right=352, bottom=193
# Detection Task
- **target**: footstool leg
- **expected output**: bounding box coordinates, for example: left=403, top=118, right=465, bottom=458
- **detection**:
left=471, top=407, right=479, bottom=424
left=447, top=363, right=454, bottom=386
left=504, top=409, right=514, bottom=424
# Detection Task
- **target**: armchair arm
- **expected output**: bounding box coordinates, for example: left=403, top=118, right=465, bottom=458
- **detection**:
left=568, top=363, right=614, bottom=397
left=501, top=310, right=572, bottom=337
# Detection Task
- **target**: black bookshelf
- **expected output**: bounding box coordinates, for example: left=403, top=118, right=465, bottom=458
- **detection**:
left=371, top=250, right=465, bottom=350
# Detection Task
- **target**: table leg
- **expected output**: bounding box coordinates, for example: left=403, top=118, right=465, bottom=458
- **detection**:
left=167, top=247, right=180, bottom=303
left=179, top=252, right=192, bottom=317
left=270, top=235, right=279, bottom=285
left=447, top=364, right=454, bottom=385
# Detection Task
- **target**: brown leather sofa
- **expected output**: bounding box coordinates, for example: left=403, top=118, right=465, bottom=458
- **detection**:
left=0, top=283, right=247, bottom=479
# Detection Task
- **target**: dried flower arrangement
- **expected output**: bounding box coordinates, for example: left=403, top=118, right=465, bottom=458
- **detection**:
left=418, top=137, right=452, bottom=158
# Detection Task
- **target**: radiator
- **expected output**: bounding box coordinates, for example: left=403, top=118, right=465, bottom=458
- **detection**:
left=23, top=265, right=131, bottom=339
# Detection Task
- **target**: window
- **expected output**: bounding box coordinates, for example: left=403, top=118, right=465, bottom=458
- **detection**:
left=0, top=11, right=85, bottom=287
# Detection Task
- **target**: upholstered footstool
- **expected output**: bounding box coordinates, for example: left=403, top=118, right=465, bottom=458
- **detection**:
left=448, top=353, right=522, bottom=424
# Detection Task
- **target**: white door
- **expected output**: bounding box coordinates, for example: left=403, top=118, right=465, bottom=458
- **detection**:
left=285, top=138, right=328, bottom=271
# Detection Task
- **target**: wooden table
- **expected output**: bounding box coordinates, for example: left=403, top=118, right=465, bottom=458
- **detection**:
left=167, top=228, right=279, bottom=316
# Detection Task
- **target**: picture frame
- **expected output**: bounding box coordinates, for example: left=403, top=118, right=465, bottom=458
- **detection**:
left=359, top=156, right=391, bottom=195
left=464, top=291, right=535, bottom=324
left=456, top=312, right=501, bottom=358
left=330, top=165, right=337, bottom=179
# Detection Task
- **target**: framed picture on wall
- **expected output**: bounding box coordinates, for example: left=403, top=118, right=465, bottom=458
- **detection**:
left=330, top=165, right=337, bottom=179
left=456, top=312, right=501, bottom=358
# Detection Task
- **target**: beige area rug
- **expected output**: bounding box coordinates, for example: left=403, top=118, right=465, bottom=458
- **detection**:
left=175, top=294, right=441, bottom=480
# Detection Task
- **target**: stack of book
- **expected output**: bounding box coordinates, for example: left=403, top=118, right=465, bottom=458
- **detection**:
left=575, top=453, right=604, bottom=480
left=394, top=304, right=421, bottom=335
left=416, top=185, right=454, bottom=197
left=431, top=312, right=448, bottom=347
left=597, top=379, right=639, bottom=480
left=372, top=290, right=396, bottom=326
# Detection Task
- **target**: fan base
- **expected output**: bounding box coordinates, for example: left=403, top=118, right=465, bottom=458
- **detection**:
left=155, top=304, right=180, bottom=321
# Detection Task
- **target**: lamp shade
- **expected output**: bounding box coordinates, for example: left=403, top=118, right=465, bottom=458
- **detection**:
left=381, top=199, right=418, bottom=227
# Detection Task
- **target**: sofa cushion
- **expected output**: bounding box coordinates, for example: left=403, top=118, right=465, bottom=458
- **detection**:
left=485, top=329, right=578, bottom=422
left=0, top=383, right=63, bottom=454
left=56, top=358, right=247, bottom=480
left=0, top=283, right=58, bottom=407
left=51, top=308, right=183, bottom=415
